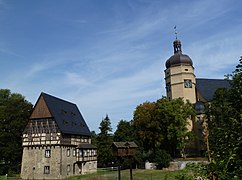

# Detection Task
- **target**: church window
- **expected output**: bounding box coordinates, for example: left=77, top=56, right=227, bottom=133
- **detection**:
left=45, top=150, right=51, bottom=158
left=44, top=166, right=50, bottom=174
left=67, top=149, right=70, bottom=157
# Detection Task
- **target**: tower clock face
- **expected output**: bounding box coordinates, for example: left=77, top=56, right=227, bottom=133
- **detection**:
left=184, top=79, right=192, bottom=88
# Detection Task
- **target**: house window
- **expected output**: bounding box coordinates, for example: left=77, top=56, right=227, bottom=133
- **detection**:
left=44, top=166, right=50, bottom=174
left=45, top=150, right=51, bottom=158
left=67, top=149, right=70, bottom=157
left=67, top=164, right=70, bottom=172
left=73, top=149, right=76, bottom=157
left=83, top=150, right=87, bottom=156
left=79, top=150, right=82, bottom=157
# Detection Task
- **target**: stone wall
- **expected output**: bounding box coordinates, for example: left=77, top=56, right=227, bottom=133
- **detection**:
left=21, top=145, right=97, bottom=179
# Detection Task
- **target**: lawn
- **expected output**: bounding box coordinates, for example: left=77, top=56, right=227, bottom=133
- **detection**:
left=67, top=169, right=186, bottom=180
left=0, top=169, right=188, bottom=180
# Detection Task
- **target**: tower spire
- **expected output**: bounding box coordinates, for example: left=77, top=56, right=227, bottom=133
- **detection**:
left=173, top=26, right=182, bottom=54
left=174, top=25, right=178, bottom=40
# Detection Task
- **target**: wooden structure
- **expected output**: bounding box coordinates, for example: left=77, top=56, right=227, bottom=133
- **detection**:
left=112, top=142, right=138, bottom=157
left=112, top=142, right=138, bottom=180
left=21, top=92, right=97, bottom=179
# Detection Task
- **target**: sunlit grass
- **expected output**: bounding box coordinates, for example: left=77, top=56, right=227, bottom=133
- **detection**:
left=67, top=169, right=185, bottom=180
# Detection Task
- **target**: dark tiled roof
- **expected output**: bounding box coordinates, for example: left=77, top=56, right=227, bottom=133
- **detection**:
left=41, top=92, right=91, bottom=136
left=196, top=78, right=231, bottom=101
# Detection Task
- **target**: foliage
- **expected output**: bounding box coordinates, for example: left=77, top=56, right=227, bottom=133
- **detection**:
left=149, top=149, right=172, bottom=169
left=96, top=115, right=114, bottom=167
left=133, top=101, right=160, bottom=153
left=156, top=98, right=195, bottom=157
left=90, top=131, right=98, bottom=146
left=206, top=57, right=242, bottom=179
left=113, top=120, right=135, bottom=142
left=175, top=163, right=209, bottom=180
left=133, top=98, right=195, bottom=160
left=113, top=120, right=142, bottom=168
left=0, top=89, right=33, bottom=174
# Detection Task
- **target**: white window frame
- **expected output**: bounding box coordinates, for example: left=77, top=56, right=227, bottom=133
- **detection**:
left=73, top=149, right=76, bottom=157
left=44, top=166, right=50, bottom=174
left=45, top=150, right=51, bottom=158
left=67, top=149, right=70, bottom=157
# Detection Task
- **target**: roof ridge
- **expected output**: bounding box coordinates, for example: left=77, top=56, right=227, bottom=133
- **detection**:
left=196, top=78, right=228, bottom=81
left=41, top=92, right=76, bottom=106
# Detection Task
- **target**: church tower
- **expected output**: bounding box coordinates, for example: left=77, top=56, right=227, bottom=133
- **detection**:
left=164, top=38, right=196, bottom=104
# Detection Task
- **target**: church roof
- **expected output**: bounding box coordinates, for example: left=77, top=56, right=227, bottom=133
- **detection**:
left=41, top=92, right=91, bottom=136
left=196, top=78, right=231, bottom=101
left=166, top=39, right=193, bottom=68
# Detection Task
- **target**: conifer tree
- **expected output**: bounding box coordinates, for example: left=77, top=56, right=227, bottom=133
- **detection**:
left=96, top=115, right=114, bottom=167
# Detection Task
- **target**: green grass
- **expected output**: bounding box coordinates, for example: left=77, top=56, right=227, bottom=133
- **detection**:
left=0, top=169, right=188, bottom=180
left=67, top=169, right=186, bottom=180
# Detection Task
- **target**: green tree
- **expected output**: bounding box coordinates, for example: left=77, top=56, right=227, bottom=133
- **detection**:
left=90, top=130, right=97, bottom=146
left=133, top=101, right=160, bottom=154
left=133, top=98, right=195, bottom=160
left=113, top=120, right=135, bottom=142
left=156, top=98, right=195, bottom=157
left=207, top=58, right=242, bottom=179
left=96, top=114, right=114, bottom=167
left=0, top=89, right=33, bottom=174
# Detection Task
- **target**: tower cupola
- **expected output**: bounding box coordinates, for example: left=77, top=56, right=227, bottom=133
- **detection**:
left=165, top=39, right=193, bottom=69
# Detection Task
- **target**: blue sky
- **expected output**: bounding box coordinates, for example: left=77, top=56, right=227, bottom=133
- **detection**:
left=0, top=0, right=241, bottom=132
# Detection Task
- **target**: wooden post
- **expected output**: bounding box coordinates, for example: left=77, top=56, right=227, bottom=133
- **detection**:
left=118, top=157, right=121, bottom=180
left=129, top=156, right=133, bottom=180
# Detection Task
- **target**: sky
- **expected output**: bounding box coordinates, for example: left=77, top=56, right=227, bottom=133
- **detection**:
left=0, top=0, right=241, bottom=132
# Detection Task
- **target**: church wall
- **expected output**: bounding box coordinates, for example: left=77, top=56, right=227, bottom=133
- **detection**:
left=165, top=65, right=196, bottom=103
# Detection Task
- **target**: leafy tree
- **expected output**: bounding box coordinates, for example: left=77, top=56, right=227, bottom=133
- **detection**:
left=113, top=120, right=143, bottom=169
left=156, top=98, right=195, bottom=157
left=133, top=98, right=195, bottom=160
left=113, top=120, right=135, bottom=142
left=149, top=149, right=172, bottom=169
left=0, top=89, right=33, bottom=174
left=96, top=114, right=114, bottom=167
left=133, top=101, right=160, bottom=153
left=207, top=58, right=242, bottom=179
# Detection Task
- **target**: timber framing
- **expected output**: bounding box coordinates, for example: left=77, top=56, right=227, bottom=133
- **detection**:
left=21, top=92, right=97, bottom=179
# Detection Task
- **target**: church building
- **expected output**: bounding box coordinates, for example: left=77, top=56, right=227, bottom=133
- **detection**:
left=21, top=92, right=97, bottom=179
left=164, top=37, right=230, bottom=156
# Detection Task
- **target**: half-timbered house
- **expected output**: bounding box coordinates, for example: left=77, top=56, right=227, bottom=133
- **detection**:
left=20, top=92, right=97, bottom=179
